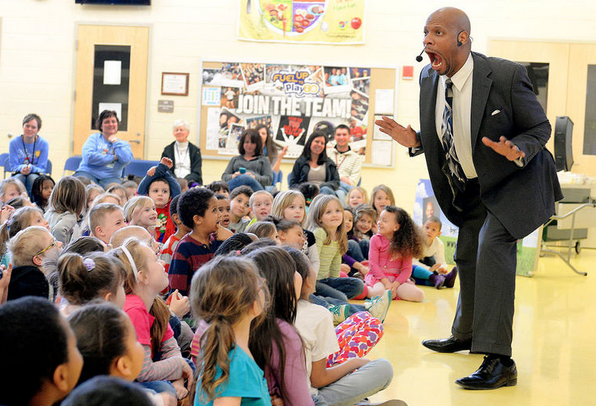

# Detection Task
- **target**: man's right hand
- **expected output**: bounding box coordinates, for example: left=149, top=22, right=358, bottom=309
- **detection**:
left=374, top=116, right=419, bottom=148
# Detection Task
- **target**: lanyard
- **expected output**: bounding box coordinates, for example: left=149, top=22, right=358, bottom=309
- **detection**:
left=21, top=135, right=37, bottom=165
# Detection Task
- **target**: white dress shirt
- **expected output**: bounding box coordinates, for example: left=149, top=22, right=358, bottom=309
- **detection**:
left=174, top=141, right=191, bottom=178
left=434, top=53, right=477, bottom=179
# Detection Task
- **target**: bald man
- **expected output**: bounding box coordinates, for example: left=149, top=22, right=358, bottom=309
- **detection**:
left=377, top=7, right=561, bottom=389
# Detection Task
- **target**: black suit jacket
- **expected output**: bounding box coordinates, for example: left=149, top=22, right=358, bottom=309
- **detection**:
left=416, top=52, right=562, bottom=239
left=161, top=141, right=203, bottom=185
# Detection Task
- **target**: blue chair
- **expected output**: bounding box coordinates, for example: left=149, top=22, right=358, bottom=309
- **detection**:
left=124, top=159, right=160, bottom=178
left=63, top=156, right=82, bottom=176
left=0, top=153, right=9, bottom=179
left=2, top=153, right=51, bottom=178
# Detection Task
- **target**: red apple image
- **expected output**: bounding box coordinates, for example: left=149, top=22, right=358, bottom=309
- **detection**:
left=351, top=17, right=362, bottom=30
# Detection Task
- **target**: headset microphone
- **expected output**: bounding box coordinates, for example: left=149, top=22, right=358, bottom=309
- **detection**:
left=457, top=30, right=464, bottom=47
left=415, top=48, right=425, bottom=62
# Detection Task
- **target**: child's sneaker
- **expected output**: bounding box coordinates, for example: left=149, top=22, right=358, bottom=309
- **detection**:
left=365, top=290, right=392, bottom=322
left=327, top=304, right=349, bottom=325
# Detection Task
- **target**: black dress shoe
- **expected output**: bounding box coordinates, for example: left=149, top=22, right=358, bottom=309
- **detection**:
left=422, top=336, right=471, bottom=353
left=455, top=355, right=517, bottom=390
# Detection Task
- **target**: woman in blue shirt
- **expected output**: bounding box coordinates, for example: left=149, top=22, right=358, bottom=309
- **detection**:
left=74, top=110, right=133, bottom=188
left=8, top=114, right=49, bottom=196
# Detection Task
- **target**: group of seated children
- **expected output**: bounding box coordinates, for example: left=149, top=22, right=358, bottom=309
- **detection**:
left=0, top=158, right=453, bottom=406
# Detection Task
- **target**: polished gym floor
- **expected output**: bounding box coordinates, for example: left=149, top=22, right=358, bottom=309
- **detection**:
left=363, top=247, right=595, bottom=406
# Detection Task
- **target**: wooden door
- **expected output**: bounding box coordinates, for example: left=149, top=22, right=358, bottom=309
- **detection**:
left=490, top=40, right=596, bottom=178
left=74, top=25, right=149, bottom=158
left=566, top=44, right=596, bottom=178
left=490, top=40, right=570, bottom=153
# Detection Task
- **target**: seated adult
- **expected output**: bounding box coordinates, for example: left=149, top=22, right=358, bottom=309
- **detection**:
left=256, top=124, right=287, bottom=174
left=8, top=113, right=50, bottom=196
left=327, top=124, right=364, bottom=196
left=161, top=119, right=203, bottom=186
left=221, top=128, right=273, bottom=192
left=74, top=110, right=133, bottom=188
left=289, top=131, right=341, bottom=198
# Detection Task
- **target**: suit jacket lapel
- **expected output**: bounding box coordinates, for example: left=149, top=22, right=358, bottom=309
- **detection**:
left=420, top=67, right=440, bottom=145
left=471, top=52, right=493, bottom=153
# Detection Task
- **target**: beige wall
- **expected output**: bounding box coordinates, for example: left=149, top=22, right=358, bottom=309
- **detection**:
left=1, top=0, right=595, bottom=210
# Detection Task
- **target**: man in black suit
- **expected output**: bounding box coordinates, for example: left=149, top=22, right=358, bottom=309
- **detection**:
left=376, top=7, right=562, bottom=389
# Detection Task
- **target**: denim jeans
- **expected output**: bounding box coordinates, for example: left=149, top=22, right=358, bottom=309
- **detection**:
left=312, top=358, right=394, bottom=406
left=13, top=173, right=39, bottom=197
left=74, top=170, right=121, bottom=188
left=320, top=185, right=347, bottom=206
left=227, top=174, right=264, bottom=192
left=309, top=293, right=367, bottom=316
left=347, top=240, right=365, bottom=263
left=138, top=380, right=177, bottom=398
left=316, top=277, right=364, bottom=302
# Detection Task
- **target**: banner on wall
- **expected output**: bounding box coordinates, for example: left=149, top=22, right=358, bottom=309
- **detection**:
left=237, top=0, right=365, bottom=44
left=414, top=179, right=541, bottom=277
left=203, top=62, right=370, bottom=158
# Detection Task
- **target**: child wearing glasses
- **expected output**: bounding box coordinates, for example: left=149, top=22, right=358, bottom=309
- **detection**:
left=6, top=226, right=62, bottom=301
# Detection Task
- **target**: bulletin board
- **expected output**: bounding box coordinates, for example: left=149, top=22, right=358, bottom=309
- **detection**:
left=197, top=60, right=397, bottom=167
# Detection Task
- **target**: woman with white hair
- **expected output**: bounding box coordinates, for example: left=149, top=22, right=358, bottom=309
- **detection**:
left=160, top=119, right=203, bottom=186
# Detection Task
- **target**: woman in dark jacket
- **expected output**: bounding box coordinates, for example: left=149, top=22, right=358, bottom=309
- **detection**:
left=161, top=119, right=203, bottom=186
left=289, top=131, right=342, bottom=199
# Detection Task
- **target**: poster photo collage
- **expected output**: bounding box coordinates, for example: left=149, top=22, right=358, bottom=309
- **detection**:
left=202, top=62, right=370, bottom=159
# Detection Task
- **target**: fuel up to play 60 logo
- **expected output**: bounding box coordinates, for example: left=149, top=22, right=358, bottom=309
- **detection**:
left=272, top=70, right=320, bottom=98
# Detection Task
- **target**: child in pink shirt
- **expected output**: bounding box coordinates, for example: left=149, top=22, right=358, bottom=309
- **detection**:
left=365, top=206, right=425, bottom=302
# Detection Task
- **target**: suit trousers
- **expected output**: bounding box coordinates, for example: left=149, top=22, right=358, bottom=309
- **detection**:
left=451, top=180, right=518, bottom=357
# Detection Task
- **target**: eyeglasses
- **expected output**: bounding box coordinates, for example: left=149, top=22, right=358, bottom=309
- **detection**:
left=33, top=239, right=57, bottom=260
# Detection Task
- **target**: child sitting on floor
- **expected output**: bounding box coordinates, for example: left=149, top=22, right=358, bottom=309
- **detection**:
left=366, top=206, right=425, bottom=302
left=0, top=297, right=83, bottom=406
left=190, top=255, right=271, bottom=405
left=412, top=216, right=458, bottom=289
left=136, top=157, right=181, bottom=244
left=247, top=190, right=274, bottom=227
left=290, top=247, right=398, bottom=406
left=159, top=195, right=190, bottom=275
left=88, top=203, right=126, bottom=245
left=112, top=237, right=193, bottom=401
left=214, top=193, right=231, bottom=229
left=168, top=187, right=233, bottom=297
left=124, top=196, right=158, bottom=239
left=227, top=185, right=253, bottom=233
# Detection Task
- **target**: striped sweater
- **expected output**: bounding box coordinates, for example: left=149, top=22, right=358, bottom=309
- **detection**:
left=314, top=227, right=341, bottom=280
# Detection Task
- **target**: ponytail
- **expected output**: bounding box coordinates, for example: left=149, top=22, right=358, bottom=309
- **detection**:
left=58, top=252, right=125, bottom=305
left=149, top=297, right=170, bottom=355
left=190, top=255, right=266, bottom=403
left=199, top=317, right=236, bottom=403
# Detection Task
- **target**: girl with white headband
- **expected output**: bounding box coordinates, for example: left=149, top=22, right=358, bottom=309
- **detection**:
left=111, top=237, right=193, bottom=402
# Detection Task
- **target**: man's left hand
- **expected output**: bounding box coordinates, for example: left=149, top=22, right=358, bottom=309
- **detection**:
left=482, top=136, right=525, bottom=161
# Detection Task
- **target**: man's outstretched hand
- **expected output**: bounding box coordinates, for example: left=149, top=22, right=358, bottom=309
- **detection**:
left=482, top=136, right=525, bottom=161
left=374, top=116, right=419, bottom=148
